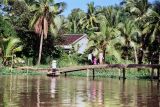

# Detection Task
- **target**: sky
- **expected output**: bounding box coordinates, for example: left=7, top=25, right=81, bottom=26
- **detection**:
left=55, top=0, right=156, bottom=16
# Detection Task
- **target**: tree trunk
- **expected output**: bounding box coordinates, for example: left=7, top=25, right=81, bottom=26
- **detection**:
left=37, top=31, right=44, bottom=65
left=133, top=46, right=138, bottom=64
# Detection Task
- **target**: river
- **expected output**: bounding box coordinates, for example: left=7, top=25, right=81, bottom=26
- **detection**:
left=0, top=75, right=159, bottom=107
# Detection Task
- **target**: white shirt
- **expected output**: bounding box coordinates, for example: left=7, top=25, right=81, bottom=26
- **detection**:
left=52, top=60, right=56, bottom=69
left=88, top=54, right=92, bottom=60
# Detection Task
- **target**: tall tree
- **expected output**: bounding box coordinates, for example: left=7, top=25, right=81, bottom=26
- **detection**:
left=122, top=0, right=150, bottom=17
left=117, top=20, right=141, bottom=63
left=83, top=2, right=99, bottom=30
left=140, top=1, right=160, bottom=63
left=122, top=0, right=151, bottom=64
left=29, top=0, right=66, bottom=65
left=67, top=8, right=86, bottom=33
left=88, top=7, right=121, bottom=64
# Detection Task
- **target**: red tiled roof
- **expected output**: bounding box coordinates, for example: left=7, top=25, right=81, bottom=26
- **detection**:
left=59, top=34, right=85, bottom=45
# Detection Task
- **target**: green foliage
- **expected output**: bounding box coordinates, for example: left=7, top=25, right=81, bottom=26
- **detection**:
left=0, top=16, right=16, bottom=38
left=67, top=8, right=86, bottom=33
left=57, top=53, right=79, bottom=67
left=17, top=30, right=61, bottom=65
left=0, top=37, right=23, bottom=65
left=105, top=55, right=118, bottom=64
left=2, top=37, right=22, bottom=57
left=1, top=0, right=160, bottom=67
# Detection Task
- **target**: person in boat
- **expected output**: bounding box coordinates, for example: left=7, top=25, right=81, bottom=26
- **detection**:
left=51, top=60, right=57, bottom=76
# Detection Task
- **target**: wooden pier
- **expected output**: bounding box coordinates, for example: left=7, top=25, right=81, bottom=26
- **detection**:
left=17, top=64, right=160, bottom=80
left=50, top=64, right=160, bottom=80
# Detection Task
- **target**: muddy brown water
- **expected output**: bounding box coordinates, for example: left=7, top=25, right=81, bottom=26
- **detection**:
left=0, top=75, right=159, bottom=107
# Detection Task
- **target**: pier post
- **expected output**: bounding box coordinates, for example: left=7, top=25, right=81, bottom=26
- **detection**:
left=122, top=68, right=126, bottom=80
left=158, top=68, right=160, bottom=81
left=64, top=72, right=67, bottom=77
left=92, top=69, right=95, bottom=79
left=118, top=69, right=121, bottom=80
left=119, top=68, right=126, bottom=79
left=151, top=68, right=154, bottom=80
left=87, top=69, right=90, bottom=77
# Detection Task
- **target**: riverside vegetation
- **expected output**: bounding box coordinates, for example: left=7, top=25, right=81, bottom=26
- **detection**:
left=0, top=0, right=160, bottom=79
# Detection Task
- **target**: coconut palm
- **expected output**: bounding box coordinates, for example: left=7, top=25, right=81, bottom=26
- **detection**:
left=54, top=15, right=69, bottom=36
left=88, top=9, right=121, bottom=64
left=67, top=8, right=86, bottom=33
left=100, top=6, right=124, bottom=27
left=142, top=8, right=160, bottom=43
left=29, top=0, right=66, bottom=65
left=83, top=2, right=100, bottom=30
left=122, top=0, right=150, bottom=17
left=139, top=1, right=160, bottom=63
left=117, top=20, right=141, bottom=63
left=120, top=0, right=151, bottom=64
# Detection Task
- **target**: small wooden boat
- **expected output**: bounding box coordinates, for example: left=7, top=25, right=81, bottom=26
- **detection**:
left=47, top=73, right=59, bottom=77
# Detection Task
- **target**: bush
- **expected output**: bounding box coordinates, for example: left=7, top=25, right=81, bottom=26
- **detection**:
left=57, top=53, right=79, bottom=67
left=105, top=55, right=118, bottom=64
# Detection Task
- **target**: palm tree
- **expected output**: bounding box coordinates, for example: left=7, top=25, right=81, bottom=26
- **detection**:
left=122, top=0, right=150, bottom=17
left=53, top=15, right=69, bottom=36
left=117, top=20, right=141, bottom=63
left=121, top=0, right=153, bottom=64
left=83, top=2, right=99, bottom=30
left=67, top=8, right=86, bottom=33
left=142, top=8, right=160, bottom=43
left=100, top=6, right=123, bottom=27
left=29, top=0, right=66, bottom=65
left=88, top=7, right=121, bottom=64
left=140, top=1, right=160, bottom=63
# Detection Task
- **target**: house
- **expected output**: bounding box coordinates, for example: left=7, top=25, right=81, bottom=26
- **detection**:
left=58, top=34, right=88, bottom=54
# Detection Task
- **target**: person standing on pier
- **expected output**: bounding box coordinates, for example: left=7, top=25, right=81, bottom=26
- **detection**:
left=93, top=56, right=97, bottom=65
left=88, top=53, right=93, bottom=65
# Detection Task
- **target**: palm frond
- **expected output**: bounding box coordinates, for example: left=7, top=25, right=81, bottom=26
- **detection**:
left=4, top=37, right=22, bottom=57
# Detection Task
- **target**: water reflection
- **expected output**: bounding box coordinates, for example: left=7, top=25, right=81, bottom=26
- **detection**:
left=50, top=77, right=56, bottom=98
left=0, top=76, right=159, bottom=107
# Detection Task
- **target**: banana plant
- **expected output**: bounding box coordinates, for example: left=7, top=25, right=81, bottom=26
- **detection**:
left=0, top=37, right=23, bottom=66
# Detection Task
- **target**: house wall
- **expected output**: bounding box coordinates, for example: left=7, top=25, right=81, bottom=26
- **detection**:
left=73, top=36, right=88, bottom=54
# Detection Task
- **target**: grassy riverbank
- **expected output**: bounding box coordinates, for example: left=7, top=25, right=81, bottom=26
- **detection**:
left=65, top=68, right=152, bottom=79
left=0, top=65, right=155, bottom=80
left=0, top=67, right=46, bottom=75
